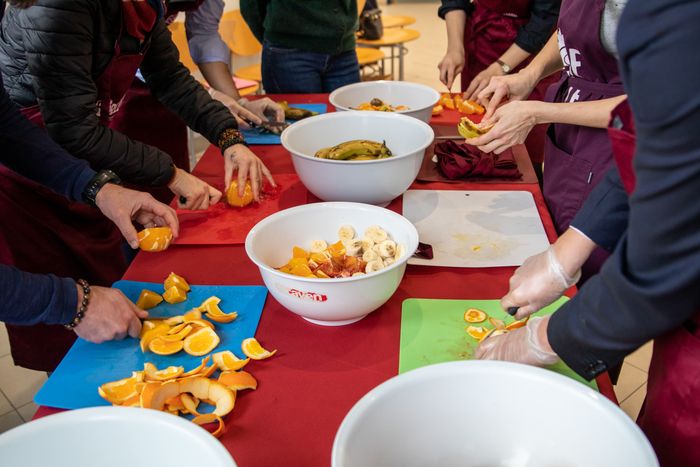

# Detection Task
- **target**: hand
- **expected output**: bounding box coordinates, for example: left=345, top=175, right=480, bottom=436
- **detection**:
left=466, top=100, right=539, bottom=154
left=73, top=285, right=148, bottom=343
left=224, top=144, right=276, bottom=201
left=464, top=62, right=504, bottom=101
left=94, top=184, right=179, bottom=249
left=477, top=71, right=537, bottom=120
left=437, top=48, right=465, bottom=91
left=168, top=167, right=222, bottom=210
left=475, top=316, right=559, bottom=366
left=240, top=97, right=285, bottom=123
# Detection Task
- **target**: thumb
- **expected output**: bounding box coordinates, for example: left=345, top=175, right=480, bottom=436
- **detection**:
left=113, top=215, right=140, bottom=249
left=514, top=304, right=538, bottom=320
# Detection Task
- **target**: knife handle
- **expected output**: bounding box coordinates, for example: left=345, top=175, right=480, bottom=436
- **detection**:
left=506, top=307, right=519, bottom=316
left=179, top=196, right=187, bottom=206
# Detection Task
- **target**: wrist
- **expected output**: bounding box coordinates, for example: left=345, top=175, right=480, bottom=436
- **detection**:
left=65, top=279, right=91, bottom=330
left=527, top=316, right=558, bottom=363
left=82, top=170, right=121, bottom=207
left=218, top=128, right=247, bottom=155
left=553, top=229, right=596, bottom=278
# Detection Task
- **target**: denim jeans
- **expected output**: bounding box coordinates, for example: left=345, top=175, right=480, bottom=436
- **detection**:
left=261, top=41, right=360, bottom=93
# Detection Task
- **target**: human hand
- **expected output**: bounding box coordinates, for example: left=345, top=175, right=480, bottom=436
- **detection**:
left=477, top=71, right=537, bottom=119
left=94, top=184, right=179, bottom=249
left=73, top=285, right=148, bottom=343
left=223, top=144, right=275, bottom=201
left=464, top=62, right=504, bottom=101
left=438, top=48, right=465, bottom=91
left=501, top=248, right=581, bottom=320
left=475, top=316, right=559, bottom=366
left=239, top=97, right=285, bottom=123
left=465, top=100, right=539, bottom=154
left=168, top=168, right=222, bottom=210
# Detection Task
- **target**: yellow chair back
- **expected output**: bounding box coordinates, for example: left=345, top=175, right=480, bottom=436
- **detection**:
left=167, top=20, right=198, bottom=73
left=220, top=10, right=262, bottom=57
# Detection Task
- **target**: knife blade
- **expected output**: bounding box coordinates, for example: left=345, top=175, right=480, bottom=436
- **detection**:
left=434, top=135, right=465, bottom=140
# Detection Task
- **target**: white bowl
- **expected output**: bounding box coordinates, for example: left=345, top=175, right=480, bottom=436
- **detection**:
left=281, top=112, right=433, bottom=206
left=333, top=361, right=658, bottom=467
left=0, top=407, right=237, bottom=467
left=245, top=202, right=419, bottom=326
left=329, top=80, right=440, bottom=123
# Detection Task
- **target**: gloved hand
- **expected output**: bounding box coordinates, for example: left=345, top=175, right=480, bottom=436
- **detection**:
left=501, top=247, right=581, bottom=319
left=475, top=316, right=559, bottom=366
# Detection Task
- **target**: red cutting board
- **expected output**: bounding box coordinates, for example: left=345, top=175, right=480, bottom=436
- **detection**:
left=173, top=173, right=308, bottom=244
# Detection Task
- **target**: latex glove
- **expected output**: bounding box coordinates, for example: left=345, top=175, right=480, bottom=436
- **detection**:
left=464, top=62, right=504, bottom=101
left=475, top=316, right=559, bottom=366
left=94, top=184, right=179, bottom=249
left=73, top=286, right=148, bottom=343
left=466, top=100, right=539, bottom=155
left=437, top=48, right=465, bottom=91
left=239, top=97, right=285, bottom=124
left=501, top=247, right=581, bottom=320
left=168, top=167, right=222, bottom=210
left=224, top=144, right=276, bottom=201
left=477, top=71, right=538, bottom=120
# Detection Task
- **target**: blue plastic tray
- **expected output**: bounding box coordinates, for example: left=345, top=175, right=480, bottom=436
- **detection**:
left=242, top=103, right=327, bottom=145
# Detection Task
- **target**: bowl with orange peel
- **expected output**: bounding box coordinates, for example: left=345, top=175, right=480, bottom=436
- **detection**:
left=245, top=202, right=419, bottom=326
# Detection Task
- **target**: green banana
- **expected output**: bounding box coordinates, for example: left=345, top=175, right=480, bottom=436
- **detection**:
left=278, top=101, right=319, bottom=120
left=314, top=140, right=393, bottom=161
left=457, top=117, right=493, bottom=139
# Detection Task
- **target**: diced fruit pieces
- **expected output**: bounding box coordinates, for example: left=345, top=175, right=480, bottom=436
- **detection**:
left=135, top=289, right=163, bottom=310
left=183, top=327, right=220, bottom=356
left=241, top=337, right=277, bottom=360
left=163, top=285, right=187, bottom=304
left=164, top=272, right=190, bottom=292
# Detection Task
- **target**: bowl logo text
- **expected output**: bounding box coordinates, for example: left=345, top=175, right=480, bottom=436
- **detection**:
left=288, top=288, right=327, bottom=302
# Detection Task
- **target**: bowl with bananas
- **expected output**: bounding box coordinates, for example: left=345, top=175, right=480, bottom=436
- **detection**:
left=329, top=81, right=440, bottom=123
left=281, top=111, right=434, bottom=206
left=245, top=202, right=419, bottom=326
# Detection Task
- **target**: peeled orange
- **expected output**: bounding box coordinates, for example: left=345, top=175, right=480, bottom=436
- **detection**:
left=135, top=289, right=163, bottom=310
left=183, top=327, right=220, bottom=356
left=464, top=308, right=487, bottom=323
left=163, top=285, right=187, bottom=304
left=137, top=227, right=173, bottom=252
left=164, top=272, right=190, bottom=293
left=241, top=337, right=277, bottom=360
left=226, top=180, right=254, bottom=207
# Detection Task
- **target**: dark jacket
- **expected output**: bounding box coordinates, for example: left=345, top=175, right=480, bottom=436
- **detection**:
left=0, top=0, right=237, bottom=186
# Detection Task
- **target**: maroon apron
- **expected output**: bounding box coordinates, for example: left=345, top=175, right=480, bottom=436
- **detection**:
left=608, top=100, right=700, bottom=467
left=462, top=0, right=559, bottom=164
left=542, top=0, right=624, bottom=283
left=0, top=31, right=149, bottom=371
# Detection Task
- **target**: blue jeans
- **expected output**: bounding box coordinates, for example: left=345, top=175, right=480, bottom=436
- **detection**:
left=261, top=42, right=360, bottom=93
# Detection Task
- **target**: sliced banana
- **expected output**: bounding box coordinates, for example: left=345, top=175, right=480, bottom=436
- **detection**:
left=360, top=236, right=374, bottom=253
left=352, top=272, right=366, bottom=277
left=394, top=243, right=405, bottom=259
left=362, top=249, right=379, bottom=262
left=337, top=225, right=356, bottom=242
left=365, top=259, right=384, bottom=274
left=364, top=225, right=388, bottom=244
left=383, top=257, right=395, bottom=267
left=310, top=239, right=328, bottom=253
left=344, top=238, right=363, bottom=256
left=377, top=240, right=396, bottom=258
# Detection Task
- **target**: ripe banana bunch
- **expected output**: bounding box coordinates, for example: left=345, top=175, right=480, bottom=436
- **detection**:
left=457, top=117, right=494, bottom=139
left=314, top=140, right=393, bottom=161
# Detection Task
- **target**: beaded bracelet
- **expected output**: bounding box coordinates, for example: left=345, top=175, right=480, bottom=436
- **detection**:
left=64, top=279, right=91, bottom=330
left=218, top=127, right=248, bottom=155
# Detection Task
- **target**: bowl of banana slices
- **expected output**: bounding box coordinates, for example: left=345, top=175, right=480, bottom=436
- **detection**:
left=281, top=111, right=434, bottom=206
left=245, top=202, right=419, bottom=326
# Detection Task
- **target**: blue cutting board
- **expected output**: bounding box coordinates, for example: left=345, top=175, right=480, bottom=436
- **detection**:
left=242, top=103, right=327, bottom=145
left=34, top=280, right=268, bottom=409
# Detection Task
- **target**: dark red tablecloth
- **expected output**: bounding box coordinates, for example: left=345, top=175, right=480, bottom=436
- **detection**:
left=35, top=94, right=615, bottom=466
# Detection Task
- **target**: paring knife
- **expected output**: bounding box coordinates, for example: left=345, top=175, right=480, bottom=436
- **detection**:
left=434, top=135, right=466, bottom=140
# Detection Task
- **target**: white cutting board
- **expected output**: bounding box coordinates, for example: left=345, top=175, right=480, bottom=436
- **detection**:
left=403, top=190, right=550, bottom=268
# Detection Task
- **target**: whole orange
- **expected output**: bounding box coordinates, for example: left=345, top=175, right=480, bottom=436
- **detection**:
left=226, top=180, right=254, bottom=207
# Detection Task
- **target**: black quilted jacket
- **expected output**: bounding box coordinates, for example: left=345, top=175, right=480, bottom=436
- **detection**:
left=0, top=0, right=237, bottom=186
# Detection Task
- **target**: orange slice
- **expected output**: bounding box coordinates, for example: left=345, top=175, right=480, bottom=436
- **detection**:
left=186, top=318, right=215, bottom=330
left=137, top=227, right=173, bottom=252
left=140, top=380, right=180, bottom=411
left=135, top=289, right=163, bottom=310
left=149, top=337, right=184, bottom=356
left=241, top=337, right=277, bottom=360
left=218, top=370, right=257, bottom=391
left=192, top=413, right=225, bottom=438
left=164, top=272, right=190, bottom=293
left=144, top=362, right=185, bottom=381
left=140, top=323, right=170, bottom=352
left=140, top=320, right=157, bottom=335
left=163, top=286, right=187, bottom=304
left=206, top=312, right=238, bottom=324
left=505, top=316, right=530, bottom=331
left=183, top=327, right=220, bottom=356
left=98, top=375, right=141, bottom=404
left=181, top=356, right=211, bottom=377
left=184, top=309, right=203, bottom=321
left=161, top=325, right=193, bottom=342
left=466, top=325, right=490, bottom=341
left=163, top=315, right=185, bottom=326
left=226, top=180, right=254, bottom=208
left=464, top=308, right=487, bottom=323
left=212, top=350, right=250, bottom=371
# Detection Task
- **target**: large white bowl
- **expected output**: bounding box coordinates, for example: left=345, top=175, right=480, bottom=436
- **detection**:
left=0, top=407, right=237, bottom=467
left=245, top=202, right=419, bottom=326
left=333, top=361, right=658, bottom=467
left=329, top=80, right=440, bottom=123
left=281, top=111, right=433, bottom=206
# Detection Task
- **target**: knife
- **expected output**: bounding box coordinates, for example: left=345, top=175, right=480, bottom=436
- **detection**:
left=434, top=135, right=465, bottom=140
left=242, top=117, right=289, bottom=135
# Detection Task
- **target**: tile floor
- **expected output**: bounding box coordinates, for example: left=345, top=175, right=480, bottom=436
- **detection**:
left=0, top=1, right=650, bottom=435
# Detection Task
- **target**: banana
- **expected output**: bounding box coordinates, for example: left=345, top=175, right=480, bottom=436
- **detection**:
left=326, top=140, right=392, bottom=161
left=365, top=259, right=385, bottom=274
left=364, top=225, right=388, bottom=243
left=310, top=239, right=328, bottom=253
left=278, top=101, right=318, bottom=120
left=457, top=117, right=493, bottom=139
left=362, top=249, right=379, bottom=262
left=383, top=257, right=395, bottom=267
left=352, top=272, right=366, bottom=277
left=377, top=240, right=396, bottom=258
left=337, top=225, right=356, bottom=241
left=315, top=147, right=333, bottom=159
left=394, top=243, right=406, bottom=260
left=360, top=236, right=374, bottom=253
left=344, top=238, right=363, bottom=256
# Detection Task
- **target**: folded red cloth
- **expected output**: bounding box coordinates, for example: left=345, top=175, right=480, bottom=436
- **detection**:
left=434, top=140, right=522, bottom=180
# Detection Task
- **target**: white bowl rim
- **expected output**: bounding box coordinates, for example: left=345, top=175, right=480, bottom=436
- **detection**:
left=245, top=201, right=419, bottom=284
left=331, top=360, right=658, bottom=465
left=329, top=80, right=441, bottom=114
left=280, top=111, right=435, bottom=165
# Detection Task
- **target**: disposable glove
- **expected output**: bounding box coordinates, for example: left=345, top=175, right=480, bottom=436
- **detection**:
left=475, top=316, right=559, bottom=366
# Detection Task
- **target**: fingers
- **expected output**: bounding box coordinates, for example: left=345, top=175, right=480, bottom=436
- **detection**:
left=127, top=314, right=142, bottom=339
left=261, top=164, right=276, bottom=188
left=208, top=185, right=223, bottom=205
left=224, top=154, right=234, bottom=190
left=474, top=337, right=498, bottom=359
left=248, top=163, right=261, bottom=201
left=237, top=161, right=248, bottom=197
left=236, top=104, right=262, bottom=126
left=140, top=196, right=180, bottom=237
left=483, top=85, right=508, bottom=120
left=113, top=215, right=141, bottom=249
left=514, top=305, right=537, bottom=320
left=465, top=79, right=479, bottom=102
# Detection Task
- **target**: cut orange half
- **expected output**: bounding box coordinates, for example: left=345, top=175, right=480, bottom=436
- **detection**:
left=135, top=289, right=163, bottom=310
left=183, top=327, right=220, bottom=356
left=218, top=370, right=257, bottom=391
left=163, top=286, right=187, bottom=304
left=164, top=272, right=190, bottom=293
left=149, top=337, right=184, bottom=356
left=212, top=350, right=250, bottom=371
left=464, top=308, right=487, bottom=323
left=241, top=337, right=277, bottom=360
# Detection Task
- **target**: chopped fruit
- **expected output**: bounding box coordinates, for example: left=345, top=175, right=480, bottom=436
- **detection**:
left=463, top=308, right=487, bottom=323
left=505, top=316, right=530, bottom=331
left=167, top=322, right=188, bottom=334
left=137, top=227, right=173, bottom=252
left=196, top=296, right=221, bottom=312
left=163, top=315, right=185, bottom=326
left=135, top=289, right=163, bottom=310
left=143, top=363, right=185, bottom=381
left=440, top=93, right=456, bottom=110
left=181, top=356, right=212, bottom=377
left=206, top=312, right=238, bottom=324
left=218, top=370, right=257, bottom=391
left=140, top=324, right=170, bottom=352
left=98, top=375, right=141, bottom=405
left=290, top=263, right=313, bottom=277
left=226, top=180, right=254, bottom=207
left=192, top=413, right=225, bottom=438
left=292, top=246, right=309, bottom=258
left=140, top=380, right=180, bottom=411
left=186, top=318, right=215, bottom=330
left=140, top=320, right=157, bottom=334
left=163, top=286, right=187, bottom=304
left=184, top=309, right=203, bottom=321
left=197, top=296, right=238, bottom=323
left=327, top=240, right=346, bottom=257
left=432, top=104, right=444, bottom=116
left=241, top=337, right=277, bottom=360
left=164, top=272, right=190, bottom=293
left=183, top=327, right=220, bottom=356
left=457, top=99, right=485, bottom=115
left=466, top=326, right=490, bottom=341
left=180, top=393, right=200, bottom=415
left=161, top=325, right=193, bottom=342
left=212, top=350, right=250, bottom=371
left=149, top=338, right=185, bottom=356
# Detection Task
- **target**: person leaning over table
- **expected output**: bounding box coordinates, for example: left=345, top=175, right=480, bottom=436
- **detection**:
left=476, top=0, right=700, bottom=462
left=0, top=0, right=274, bottom=372
left=240, top=0, right=360, bottom=93
left=437, top=0, right=561, bottom=181
left=468, top=0, right=628, bottom=284
left=0, top=82, right=178, bottom=345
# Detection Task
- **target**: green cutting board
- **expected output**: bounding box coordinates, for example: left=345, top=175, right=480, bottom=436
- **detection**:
left=399, top=297, right=597, bottom=390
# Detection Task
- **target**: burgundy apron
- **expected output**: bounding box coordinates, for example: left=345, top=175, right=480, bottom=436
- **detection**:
left=0, top=27, right=149, bottom=372
left=608, top=100, right=700, bottom=466
left=542, top=0, right=624, bottom=283
left=462, top=0, right=559, bottom=164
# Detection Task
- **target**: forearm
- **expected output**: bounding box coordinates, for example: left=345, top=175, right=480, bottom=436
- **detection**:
left=444, top=10, right=466, bottom=54
left=520, top=33, right=563, bottom=85
left=198, top=61, right=241, bottom=99
left=531, top=95, right=627, bottom=129
left=498, top=43, right=531, bottom=72
left=551, top=228, right=598, bottom=278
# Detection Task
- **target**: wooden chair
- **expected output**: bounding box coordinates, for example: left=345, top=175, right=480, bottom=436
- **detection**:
left=357, top=28, right=420, bottom=80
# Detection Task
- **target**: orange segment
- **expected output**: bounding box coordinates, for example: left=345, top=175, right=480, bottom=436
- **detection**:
left=183, top=327, right=220, bottom=356
left=181, top=356, right=211, bottom=377
left=164, top=272, right=190, bottom=292
left=192, top=413, right=225, bottom=438
left=161, top=325, right=193, bottom=342
left=163, top=286, right=187, bottom=304
left=140, top=323, right=170, bottom=352
left=292, top=246, right=309, bottom=259
left=137, top=227, right=173, bottom=252
left=226, top=180, right=254, bottom=207
left=143, top=362, right=185, bottom=381
left=135, top=289, right=163, bottom=310
left=149, top=337, right=184, bottom=356
left=466, top=325, right=490, bottom=341
left=186, top=318, right=215, bottom=330
left=212, top=350, right=250, bottom=371
left=184, top=309, right=203, bottom=321
left=218, top=370, right=257, bottom=391
left=206, top=311, right=238, bottom=324
left=241, top=337, right=277, bottom=360
left=98, top=375, right=141, bottom=404
left=464, top=308, right=487, bottom=323
left=163, top=315, right=185, bottom=326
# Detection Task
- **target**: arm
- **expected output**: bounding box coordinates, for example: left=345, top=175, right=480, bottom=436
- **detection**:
left=513, top=0, right=560, bottom=55
left=437, top=7, right=468, bottom=91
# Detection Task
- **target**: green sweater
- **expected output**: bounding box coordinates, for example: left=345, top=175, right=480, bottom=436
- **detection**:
left=240, top=0, right=358, bottom=56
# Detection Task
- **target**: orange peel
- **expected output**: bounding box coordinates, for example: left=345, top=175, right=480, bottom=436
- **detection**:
left=241, top=337, right=277, bottom=360
left=184, top=309, right=203, bottom=321
left=192, top=413, right=225, bottom=438
left=466, top=325, right=490, bottom=341
left=183, top=327, right=220, bottom=356
left=212, top=350, right=250, bottom=372
left=505, top=316, right=530, bottom=331
left=143, top=363, right=184, bottom=381
left=180, top=393, right=200, bottom=415
left=218, top=370, right=257, bottom=391
left=181, top=356, right=212, bottom=377
left=98, top=375, right=141, bottom=405
left=464, top=308, right=487, bottom=323
left=161, top=325, right=193, bottom=342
